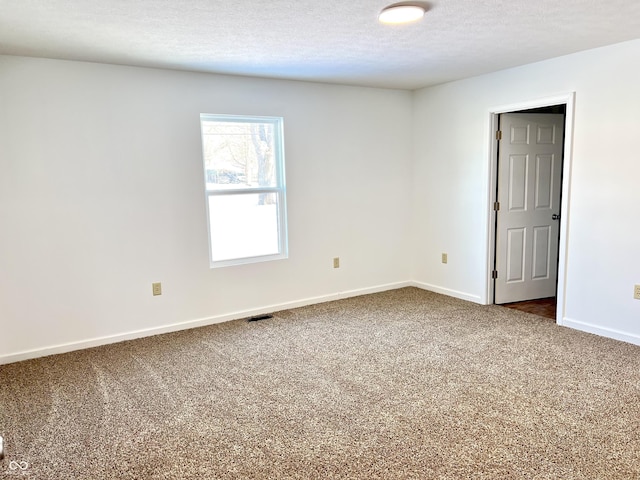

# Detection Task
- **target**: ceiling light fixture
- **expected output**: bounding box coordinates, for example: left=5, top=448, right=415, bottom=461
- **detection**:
left=378, top=4, right=426, bottom=24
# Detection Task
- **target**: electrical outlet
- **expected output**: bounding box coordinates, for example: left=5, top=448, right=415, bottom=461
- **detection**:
left=441, top=253, right=448, bottom=264
left=333, top=257, right=340, bottom=268
left=634, top=284, right=640, bottom=300
left=152, top=282, right=162, bottom=296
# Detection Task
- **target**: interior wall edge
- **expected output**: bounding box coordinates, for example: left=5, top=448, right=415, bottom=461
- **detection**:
left=560, top=318, right=640, bottom=347
left=0, top=280, right=412, bottom=365
left=411, top=281, right=483, bottom=304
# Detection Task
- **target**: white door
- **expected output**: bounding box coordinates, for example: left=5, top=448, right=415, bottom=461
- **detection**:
left=495, top=113, right=564, bottom=304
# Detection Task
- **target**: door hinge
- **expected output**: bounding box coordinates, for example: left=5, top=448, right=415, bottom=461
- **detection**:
left=492, top=270, right=498, bottom=279
left=496, top=130, right=502, bottom=140
left=493, top=201, right=500, bottom=211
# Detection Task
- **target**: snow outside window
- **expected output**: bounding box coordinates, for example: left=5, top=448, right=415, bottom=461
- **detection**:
left=200, top=114, right=288, bottom=268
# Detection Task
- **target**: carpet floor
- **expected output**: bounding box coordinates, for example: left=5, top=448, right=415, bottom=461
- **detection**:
left=1, top=287, right=639, bottom=479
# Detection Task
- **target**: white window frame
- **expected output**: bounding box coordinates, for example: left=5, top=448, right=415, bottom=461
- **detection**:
left=200, top=114, right=288, bottom=268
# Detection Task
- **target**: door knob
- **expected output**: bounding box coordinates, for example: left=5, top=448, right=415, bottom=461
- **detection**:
left=552, top=214, right=560, bottom=220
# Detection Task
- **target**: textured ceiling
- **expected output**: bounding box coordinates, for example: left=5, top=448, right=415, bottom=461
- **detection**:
left=0, top=0, right=639, bottom=90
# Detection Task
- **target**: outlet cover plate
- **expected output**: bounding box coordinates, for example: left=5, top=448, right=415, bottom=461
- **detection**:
left=634, top=284, right=640, bottom=300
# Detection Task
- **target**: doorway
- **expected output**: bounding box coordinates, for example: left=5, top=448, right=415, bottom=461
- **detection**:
left=486, top=94, right=575, bottom=324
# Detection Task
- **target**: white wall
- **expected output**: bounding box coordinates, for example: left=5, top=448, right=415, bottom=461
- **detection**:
left=0, top=56, right=413, bottom=362
left=3, top=39, right=639, bottom=363
left=411, top=39, right=640, bottom=344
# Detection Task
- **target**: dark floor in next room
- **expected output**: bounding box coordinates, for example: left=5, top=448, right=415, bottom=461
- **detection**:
left=501, top=297, right=556, bottom=320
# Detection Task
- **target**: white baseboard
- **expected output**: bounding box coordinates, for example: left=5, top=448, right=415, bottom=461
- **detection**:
left=411, top=281, right=483, bottom=304
left=0, top=281, right=412, bottom=365
left=560, top=317, right=640, bottom=347
left=5, top=283, right=635, bottom=364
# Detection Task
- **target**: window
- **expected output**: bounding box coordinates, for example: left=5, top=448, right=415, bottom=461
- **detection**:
left=200, top=114, right=288, bottom=267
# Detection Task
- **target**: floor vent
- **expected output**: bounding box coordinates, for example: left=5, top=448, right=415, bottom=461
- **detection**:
left=248, top=314, right=273, bottom=322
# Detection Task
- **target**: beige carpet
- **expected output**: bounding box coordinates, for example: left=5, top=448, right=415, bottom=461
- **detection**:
left=1, top=288, right=639, bottom=479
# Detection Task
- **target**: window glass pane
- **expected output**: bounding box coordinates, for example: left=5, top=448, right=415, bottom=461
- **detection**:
left=200, top=114, right=287, bottom=267
left=201, top=120, right=277, bottom=190
left=208, top=192, right=280, bottom=262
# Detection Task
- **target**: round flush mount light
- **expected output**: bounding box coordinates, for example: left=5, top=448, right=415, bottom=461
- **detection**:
left=378, top=4, right=426, bottom=24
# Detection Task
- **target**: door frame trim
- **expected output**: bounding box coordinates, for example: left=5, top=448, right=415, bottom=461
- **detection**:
left=484, top=92, right=575, bottom=325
